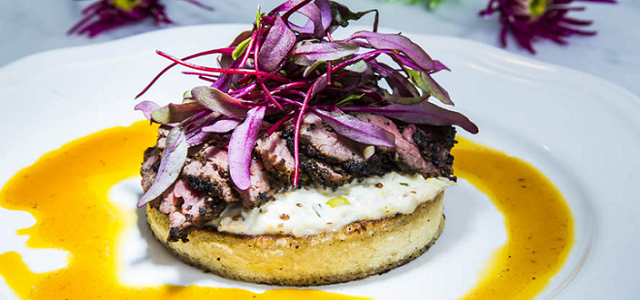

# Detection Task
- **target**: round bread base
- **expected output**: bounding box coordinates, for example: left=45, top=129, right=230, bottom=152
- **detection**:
left=146, top=192, right=445, bottom=286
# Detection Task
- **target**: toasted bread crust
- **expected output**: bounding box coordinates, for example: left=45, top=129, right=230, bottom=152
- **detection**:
left=146, top=192, right=445, bottom=286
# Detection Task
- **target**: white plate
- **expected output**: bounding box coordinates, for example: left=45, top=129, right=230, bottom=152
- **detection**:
left=1, top=24, right=639, bottom=300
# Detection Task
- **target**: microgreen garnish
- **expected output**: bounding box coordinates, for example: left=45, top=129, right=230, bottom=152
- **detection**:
left=136, top=0, right=477, bottom=202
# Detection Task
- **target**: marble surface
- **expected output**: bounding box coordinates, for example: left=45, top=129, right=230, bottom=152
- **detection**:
left=1, top=0, right=638, bottom=96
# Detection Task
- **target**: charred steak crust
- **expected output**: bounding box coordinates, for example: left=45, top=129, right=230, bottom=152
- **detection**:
left=141, top=114, right=457, bottom=242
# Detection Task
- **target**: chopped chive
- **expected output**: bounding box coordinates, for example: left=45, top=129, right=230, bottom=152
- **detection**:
left=326, top=196, right=351, bottom=207
left=399, top=182, right=409, bottom=186
left=312, top=204, right=322, bottom=217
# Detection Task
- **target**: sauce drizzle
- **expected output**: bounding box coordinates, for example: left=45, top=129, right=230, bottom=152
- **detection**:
left=453, top=137, right=574, bottom=300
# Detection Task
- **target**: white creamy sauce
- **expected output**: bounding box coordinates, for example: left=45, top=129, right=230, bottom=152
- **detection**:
left=211, top=174, right=454, bottom=237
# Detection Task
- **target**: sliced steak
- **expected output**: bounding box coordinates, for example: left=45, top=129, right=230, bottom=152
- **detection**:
left=354, top=113, right=437, bottom=177
left=297, top=154, right=352, bottom=188
left=235, top=157, right=273, bottom=208
left=156, top=127, right=171, bottom=149
left=182, top=146, right=240, bottom=204
left=413, top=125, right=457, bottom=180
left=298, top=113, right=363, bottom=163
left=256, top=133, right=295, bottom=184
left=160, top=179, right=208, bottom=242
left=140, top=147, right=160, bottom=192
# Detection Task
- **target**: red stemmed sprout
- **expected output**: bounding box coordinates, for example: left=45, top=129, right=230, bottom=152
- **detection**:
left=479, top=0, right=615, bottom=54
left=68, top=0, right=213, bottom=37
left=135, top=0, right=478, bottom=208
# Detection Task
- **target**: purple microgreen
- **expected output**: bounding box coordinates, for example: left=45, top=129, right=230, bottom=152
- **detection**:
left=185, top=113, right=219, bottom=146
left=136, top=47, right=235, bottom=99
left=269, top=81, right=311, bottom=94
left=156, top=50, right=291, bottom=83
left=371, top=61, right=419, bottom=97
left=186, top=130, right=211, bottom=147
left=257, top=78, right=284, bottom=110
left=308, top=75, right=329, bottom=98
left=327, top=60, right=332, bottom=85
left=202, top=118, right=241, bottom=133
left=258, top=15, right=297, bottom=72
left=266, top=112, right=295, bottom=136
left=137, top=126, right=188, bottom=208
left=191, top=86, right=249, bottom=119
left=433, top=60, right=450, bottom=72
left=346, top=31, right=435, bottom=71
left=292, top=76, right=327, bottom=186
left=341, top=102, right=479, bottom=134
left=275, top=0, right=326, bottom=37
left=134, top=101, right=161, bottom=120
left=312, top=109, right=396, bottom=147
left=316, top=0, right=333, bottom=30
left=287, top=0, right=332, bottom=37
left=292, top=41, right=359, bottom=66
left=150, top=101, right=205, bottom=124
left=403, top=67, right=453, bottom=105
left=276, top=0, right=312, bottom=20
left=239, top=30, right=258, bottom=69
left=135, top=0, right=478, bottom=193
left=228, top=106, right=267, bottom=190
left=209, top=57, right=239, bottom=94
left=229, top=83, right=258, bottom=98
left=229, top=30, right=254, bottom=47
left=232, top=38, right=251, bottom=60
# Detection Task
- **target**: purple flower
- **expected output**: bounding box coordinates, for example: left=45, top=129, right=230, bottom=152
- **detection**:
left=479, top=0, right=615, bottom=54
left=68, top=0, right=213, bottom=37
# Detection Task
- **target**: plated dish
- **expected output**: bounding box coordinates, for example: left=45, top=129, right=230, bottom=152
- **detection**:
left=1, top=24, right=639, bottom=300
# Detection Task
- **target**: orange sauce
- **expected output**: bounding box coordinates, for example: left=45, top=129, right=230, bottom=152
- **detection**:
left=453, top=137, right=573, bottom=300
left=0, top=122, right=573, bottom=300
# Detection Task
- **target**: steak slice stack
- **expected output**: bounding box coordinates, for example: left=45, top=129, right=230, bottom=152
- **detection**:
left=142, top=112, right=457, bottom=242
